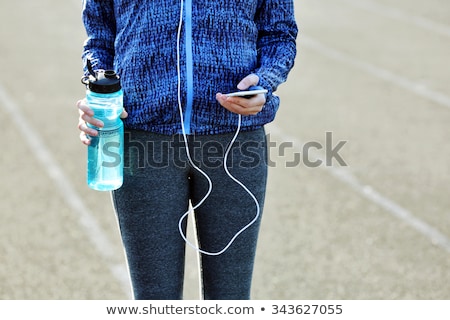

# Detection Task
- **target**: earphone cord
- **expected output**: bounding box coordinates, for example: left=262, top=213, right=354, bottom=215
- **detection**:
left=175, top=0, right=260, bottom=256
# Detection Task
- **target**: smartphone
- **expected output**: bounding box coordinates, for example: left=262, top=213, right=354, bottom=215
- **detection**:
left=225, top=86, right=268, bottom=98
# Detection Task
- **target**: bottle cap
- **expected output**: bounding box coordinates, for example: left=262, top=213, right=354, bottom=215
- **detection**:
left=81, top=60, right=121, bottom=93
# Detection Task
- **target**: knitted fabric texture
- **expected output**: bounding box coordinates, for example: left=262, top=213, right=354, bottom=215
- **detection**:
left=82, top=0, right=298, bottom=135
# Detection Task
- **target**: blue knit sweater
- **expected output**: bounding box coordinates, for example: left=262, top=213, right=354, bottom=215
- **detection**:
left=82, top=0, right=298, bottom=135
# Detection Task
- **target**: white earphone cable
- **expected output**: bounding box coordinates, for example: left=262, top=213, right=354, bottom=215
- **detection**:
left=175, top=0, right=260, bottom=256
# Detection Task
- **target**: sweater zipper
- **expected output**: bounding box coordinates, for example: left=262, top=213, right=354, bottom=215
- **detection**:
left=183, top=0, right=194, bottom=134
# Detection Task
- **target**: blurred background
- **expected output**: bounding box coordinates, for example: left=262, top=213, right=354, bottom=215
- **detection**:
left=0, top=0, right=449, bottom=299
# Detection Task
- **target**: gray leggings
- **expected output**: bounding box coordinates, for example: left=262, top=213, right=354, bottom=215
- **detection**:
left=112, top=128, right=268, bottom=299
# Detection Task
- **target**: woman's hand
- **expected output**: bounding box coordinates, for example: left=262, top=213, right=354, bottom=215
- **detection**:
left=76, top=99, right=128, bottom=145
left=216, top=74, right=266, bottom=116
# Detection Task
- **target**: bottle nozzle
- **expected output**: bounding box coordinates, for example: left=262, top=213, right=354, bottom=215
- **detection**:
left=104, top=70, right=119, bottom=79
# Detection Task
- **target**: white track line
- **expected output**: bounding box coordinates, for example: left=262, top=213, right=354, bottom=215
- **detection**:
left=339, top=0, right=450, bottom=38
left=297, top=33, right=450, bottom=253
left=0, top=84, right=131, bottom=297
left=302, top=36, right=450, bottom=110
left=268, top=125, right=450, bottom=254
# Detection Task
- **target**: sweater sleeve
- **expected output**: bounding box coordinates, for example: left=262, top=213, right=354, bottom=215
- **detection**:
left=254, top=0, right=298, bottom=94
left=81, top=0, right=116, bottom=73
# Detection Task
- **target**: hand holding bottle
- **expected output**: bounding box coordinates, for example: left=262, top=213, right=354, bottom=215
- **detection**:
left=77, top=99, right=128, bottom=146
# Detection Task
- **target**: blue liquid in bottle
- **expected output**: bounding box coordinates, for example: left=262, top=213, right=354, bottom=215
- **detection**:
left=82, top=65, right=124, bottom=191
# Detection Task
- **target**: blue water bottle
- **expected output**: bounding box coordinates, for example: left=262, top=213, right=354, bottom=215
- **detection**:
left=81, top=60, right=124, bottom=191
